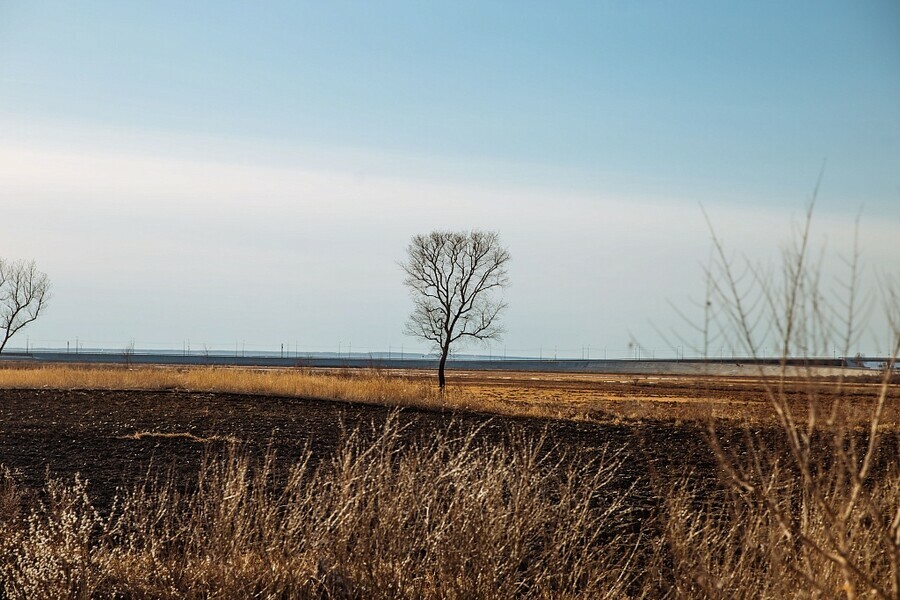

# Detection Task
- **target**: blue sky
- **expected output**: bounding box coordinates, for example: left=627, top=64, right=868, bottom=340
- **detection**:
left=1, top=1, right=899, bottom=357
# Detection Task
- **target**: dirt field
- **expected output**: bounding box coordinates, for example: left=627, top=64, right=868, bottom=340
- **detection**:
left=407, top=368, right=897, bottom=425
left=0, top=387, right=717, bottom=513
left=0, top=369, right=895, bottom=512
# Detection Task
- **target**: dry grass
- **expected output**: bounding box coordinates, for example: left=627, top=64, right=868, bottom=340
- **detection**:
left=456, top=373, right=898, bottom=427
left=660, top=461, right=900, bottom=599
left=0, top=416, right=641, bottom=599
left=2, top=362, right=895, bottom=427
left=117, top=431, right=241, bottom=444
left=0, top=361, right=604, bottom=422
left=1, top=385, right=896, bottom=598
left=0, top=363, right=451, bottom=411
left=667, top=203, right=900, bottom=599
left=0, top=361, right=897, bottom=597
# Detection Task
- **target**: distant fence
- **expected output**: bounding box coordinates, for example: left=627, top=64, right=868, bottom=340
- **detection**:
left=0, top=351, right=892, bottom=375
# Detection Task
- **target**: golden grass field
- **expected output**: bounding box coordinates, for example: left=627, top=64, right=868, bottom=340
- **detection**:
left=0, top=361, right=895, bottom=427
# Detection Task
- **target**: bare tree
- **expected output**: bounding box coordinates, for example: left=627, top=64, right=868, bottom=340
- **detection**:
left=0, top=258, right=51, bottom=354
left=401, top=230, right=510, bottom=390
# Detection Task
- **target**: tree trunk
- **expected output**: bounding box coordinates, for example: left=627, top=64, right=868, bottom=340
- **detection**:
left=438, top=345, right=449, bottom=390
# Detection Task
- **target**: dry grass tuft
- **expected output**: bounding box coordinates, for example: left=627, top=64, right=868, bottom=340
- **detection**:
left=0, top=417, right=640, bottom=599
left=659, top=460, right=900, bottom=599
left=117, top=431, right=241, bottom=444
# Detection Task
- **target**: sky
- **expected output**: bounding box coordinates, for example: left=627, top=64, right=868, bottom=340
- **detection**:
left=1, top=1, right=899, bottom=358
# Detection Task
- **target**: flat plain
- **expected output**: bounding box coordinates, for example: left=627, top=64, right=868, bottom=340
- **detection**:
left=0, top=364, right=895, bottom=505
left=0, top=364, right=897, bottom=597
left=384, top=366, right=897, bottom=425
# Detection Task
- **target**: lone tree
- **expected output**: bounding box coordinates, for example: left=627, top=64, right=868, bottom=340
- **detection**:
left=0, top=258, right=51, bottom=354
left=401, top=230, right=510, bottom=390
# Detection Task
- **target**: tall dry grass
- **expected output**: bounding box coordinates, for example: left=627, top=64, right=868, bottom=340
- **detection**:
left=659, top=456, right=900, bottom=598
left=0, top=416, right=640, bottom=599
left=0, top=364, right=452, bottom=411
left=654, top=203, right=900, bottom=598
left=0, top=363, right=615, bottom=421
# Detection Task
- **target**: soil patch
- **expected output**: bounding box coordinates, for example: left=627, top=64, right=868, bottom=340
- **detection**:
left=0, top=388, right=894, bottom=514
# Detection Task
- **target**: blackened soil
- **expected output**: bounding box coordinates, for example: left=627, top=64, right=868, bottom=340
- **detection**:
left=0, top=389, right=895, bottom=516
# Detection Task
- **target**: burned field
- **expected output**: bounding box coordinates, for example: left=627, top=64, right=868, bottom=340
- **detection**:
left=0, top=387, right=722, bottom=513
left=0, top=373, right=897, bottom=597
left=0, top=372, right=895, bottom=511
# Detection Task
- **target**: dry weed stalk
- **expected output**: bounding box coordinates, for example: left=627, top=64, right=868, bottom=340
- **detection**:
left=665, top=202, right=900, bottom=598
